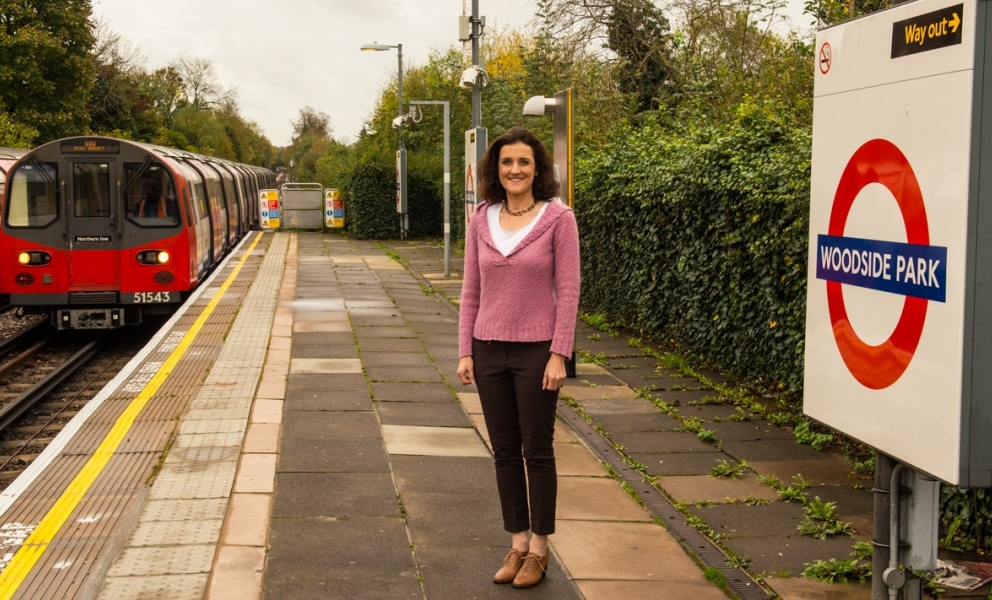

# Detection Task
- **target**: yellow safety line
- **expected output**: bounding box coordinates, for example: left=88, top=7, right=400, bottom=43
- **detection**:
left=0, top=232, right=265, bottom=598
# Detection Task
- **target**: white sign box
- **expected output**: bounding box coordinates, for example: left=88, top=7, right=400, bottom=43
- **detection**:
left=804, top=0, right=992, bottom=486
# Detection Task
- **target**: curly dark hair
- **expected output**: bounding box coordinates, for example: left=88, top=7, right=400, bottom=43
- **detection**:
left=476, top=126, right=558, bottom=203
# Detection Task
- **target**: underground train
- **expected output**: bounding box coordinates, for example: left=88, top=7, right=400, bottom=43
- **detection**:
left=0, top=136, right=275, bottom=329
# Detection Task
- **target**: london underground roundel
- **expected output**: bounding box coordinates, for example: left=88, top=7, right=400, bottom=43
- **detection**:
left=816, top=139, right=947, bottom=390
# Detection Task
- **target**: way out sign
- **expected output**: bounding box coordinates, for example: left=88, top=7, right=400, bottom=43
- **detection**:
left=805, top=0, right=992, bottom=487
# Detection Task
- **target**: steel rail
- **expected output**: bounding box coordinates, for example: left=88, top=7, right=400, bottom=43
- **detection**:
left=0, top=320, right=49, bottom=360
left=0, top=340, right=101, bottom=432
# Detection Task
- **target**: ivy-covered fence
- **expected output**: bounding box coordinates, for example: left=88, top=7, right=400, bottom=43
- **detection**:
left=575, top=104, right=992, bottom=554
left=344, top=159, right=443, bottom=240
left=576, top=106, right=812, bottom=394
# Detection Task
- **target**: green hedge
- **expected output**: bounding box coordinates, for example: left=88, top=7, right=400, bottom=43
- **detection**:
left=345, top=158, right=442, bottom=240
left=576, top=104, right=811, bottom=394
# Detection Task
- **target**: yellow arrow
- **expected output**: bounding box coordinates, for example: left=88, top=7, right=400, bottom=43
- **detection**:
left=949, top=12, right=961, bottom=33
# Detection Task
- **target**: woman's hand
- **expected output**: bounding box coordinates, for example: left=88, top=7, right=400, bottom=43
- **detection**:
left=457, top=356, right=475, bottom=385
left=543, top=353, right=567, bottom=391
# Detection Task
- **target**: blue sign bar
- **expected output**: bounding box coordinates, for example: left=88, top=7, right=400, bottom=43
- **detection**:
left=816, top=234, right=947, bottom=302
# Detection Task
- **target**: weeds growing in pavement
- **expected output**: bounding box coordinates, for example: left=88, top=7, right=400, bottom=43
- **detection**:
left=578, top=312, right=620, bottom=337
left=794, top=420, right=835, bottom=450
left=797, top=497, right=854, bottom=539
left=703, top=567, right=727, bottom=586
left=803, top=542, right=873, bottom=583
left=711, top=459, right=748, bottom=479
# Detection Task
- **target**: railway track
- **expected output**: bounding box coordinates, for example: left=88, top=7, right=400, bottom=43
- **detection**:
left=0, top=320, right=156, bottom=487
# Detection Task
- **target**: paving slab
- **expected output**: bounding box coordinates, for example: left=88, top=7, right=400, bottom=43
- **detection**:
left=556, top=477, right=652, bottom=521
left=689, top=502, right=805, bottom=537
left=371, top=382, right=454, bottom=402
left=290, top=358, right=363, bottom=374
left=376, top=402, right=473, bottom=427
left=381, top=425, right=490, bottom=457
left=365, top=365, right=443, bottom=383
left=286, top=372, right=368, bottom=392
left=768, top=578, right=872, bottom=600
left=722, top=439, right=836, bottom=463
left=278, top=438, right=391, bottom=473
left=708, top=420, right=796, bottom=441
left=456, top=392, right=482, bottom=414
left=271, top=473, right=401, bottom=517
left=561, top=385, right=638, bottom=401
left=264, top=516, right=421, bottom=600
left=552, top=520, right=709, bottom=581
left=578, top=398, right=658, bottom=416
left=576, top=580, right=727, bottom=600
left=594, top=412, right=682, bottom=433
left=360, top=351, right=436, bottom=367
left=748, top=458, right=858, bottom=487
left=390, top=456, right=497, bottom=496
left=282, top=410, right=381, bottom=440
left=632, top=451, right=733, bottom=476
left=659, top=473, right=780, bottom=504
left=723, top=533, right=863, bottom=576
left=609, top=430, right=718, bottom=453
left=416, top=545, right=580, bottom=600
left=284, top=388, right=374, bottom=411
left=555, top=443, right=608, bottom=476
left=289, top=343, right=360, bottom=359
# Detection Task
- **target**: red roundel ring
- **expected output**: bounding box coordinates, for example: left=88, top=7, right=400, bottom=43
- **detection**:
left=826, top=138, right=929, bottom=390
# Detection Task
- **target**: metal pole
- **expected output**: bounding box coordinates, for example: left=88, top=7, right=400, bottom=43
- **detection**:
left=443, top=101, right=450, bottom=277
left=398, top=44, right=407, bottom=240
left=409, top=101, right=451, bottom=277
left=471, top=0, right=481, bottom=128
left=873, top=452, right=896, bottom=600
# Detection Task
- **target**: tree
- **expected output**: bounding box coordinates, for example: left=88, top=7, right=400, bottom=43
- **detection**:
left=291, top=106, right=331, bottom=142
left=169, top=54, right=234, bottom=110
left=0, top=0, right=96, bottom=141
left=607, top=0, right=674, bottom=112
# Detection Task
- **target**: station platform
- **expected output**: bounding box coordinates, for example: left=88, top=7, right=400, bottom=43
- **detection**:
left=0, top=230, right=877, bottom=600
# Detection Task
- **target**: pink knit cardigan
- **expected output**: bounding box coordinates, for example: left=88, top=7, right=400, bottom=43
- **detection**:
left=459, top=200, right=581, bottom=358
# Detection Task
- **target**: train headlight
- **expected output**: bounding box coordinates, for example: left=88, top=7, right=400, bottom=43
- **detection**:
left=137, top=250, right=171, bottom=265
left=17, top=251, right=51, bottom=266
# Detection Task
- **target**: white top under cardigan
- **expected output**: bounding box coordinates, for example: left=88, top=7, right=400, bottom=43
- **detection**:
left=486, top=201, right=551, bottom=257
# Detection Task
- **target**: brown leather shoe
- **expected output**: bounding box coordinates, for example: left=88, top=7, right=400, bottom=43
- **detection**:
left=493, top=548, right=526, bottom=584
left=512, top=551, right=550, bottom=588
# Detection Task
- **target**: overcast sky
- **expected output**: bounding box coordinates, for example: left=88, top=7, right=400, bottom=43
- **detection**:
left=91, top=0, right=811, bottom=147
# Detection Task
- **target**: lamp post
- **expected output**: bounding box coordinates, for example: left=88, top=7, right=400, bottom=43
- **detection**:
left=408, top=101, right=451, bottom=277
left=361, top=42, right=408, bottom=239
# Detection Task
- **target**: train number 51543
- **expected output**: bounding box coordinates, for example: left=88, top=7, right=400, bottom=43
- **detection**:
left=133, top=292, right=172, bottom=304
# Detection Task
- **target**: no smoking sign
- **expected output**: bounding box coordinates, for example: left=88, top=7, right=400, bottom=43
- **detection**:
left=819, top=42, right=832, bottom=74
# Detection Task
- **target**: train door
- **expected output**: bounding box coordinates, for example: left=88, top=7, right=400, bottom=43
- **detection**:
left=67, top=160, right=119, bottom=289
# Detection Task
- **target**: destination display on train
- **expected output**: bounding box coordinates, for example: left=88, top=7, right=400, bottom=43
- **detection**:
left=60, top=140, right=120, bottom=154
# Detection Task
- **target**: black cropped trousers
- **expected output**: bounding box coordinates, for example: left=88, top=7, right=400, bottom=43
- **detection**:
left=472, top=338, right=559, bottom=535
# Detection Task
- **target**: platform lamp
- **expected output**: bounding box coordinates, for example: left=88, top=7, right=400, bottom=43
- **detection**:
left=361, top=42, right=408, bottom=239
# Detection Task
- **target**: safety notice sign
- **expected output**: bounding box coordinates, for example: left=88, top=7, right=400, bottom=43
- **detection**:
left=805, top=0, right=992, bottom=487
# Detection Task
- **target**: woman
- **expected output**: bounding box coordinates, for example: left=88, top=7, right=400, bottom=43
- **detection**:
left=456, top=126, right=580, bottom=589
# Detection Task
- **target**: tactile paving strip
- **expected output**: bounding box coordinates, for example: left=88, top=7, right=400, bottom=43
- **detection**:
left=2, top=233, right=286, bottom=600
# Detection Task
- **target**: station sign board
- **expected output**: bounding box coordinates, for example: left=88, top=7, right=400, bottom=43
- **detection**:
left=804, top=0, right=992, bottom=486
left=259, top=189, right=279, bottom=229
left=464, top=127, right=487, bottom=232
left=325, top=189, right=344, bottom=229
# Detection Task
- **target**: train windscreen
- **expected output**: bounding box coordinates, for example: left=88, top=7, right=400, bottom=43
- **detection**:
left=6, top=162, right=58, bottom=228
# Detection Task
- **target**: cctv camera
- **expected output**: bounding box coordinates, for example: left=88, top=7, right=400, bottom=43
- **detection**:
left=392, top=116, right=405, bottom=129
left=460, top=67, right=479, bottom=90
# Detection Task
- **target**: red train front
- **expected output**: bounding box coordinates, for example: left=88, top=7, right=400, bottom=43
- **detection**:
left=0, top=137, right=273, bottom=329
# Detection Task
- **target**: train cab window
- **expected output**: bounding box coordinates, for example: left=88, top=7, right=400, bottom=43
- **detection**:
left=123, top=162, right=180, bottom=227
left=73, top=163, right=112, bottom=217
left=6, top=162, right=58, bottom=228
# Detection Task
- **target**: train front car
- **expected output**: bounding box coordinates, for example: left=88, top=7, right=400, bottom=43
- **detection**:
left=0, top=137, right=251, bottom=329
